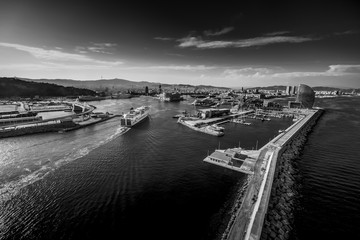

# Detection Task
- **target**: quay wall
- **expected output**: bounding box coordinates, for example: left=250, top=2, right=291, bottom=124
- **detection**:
left=0, top=114, right=119, bottom=138
left=0, top=121, right=77, bottom=138
left=0, top=102, right=97, bottom=138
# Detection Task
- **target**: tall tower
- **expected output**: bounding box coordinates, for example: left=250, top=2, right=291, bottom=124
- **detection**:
left=296, top=84, right=315, bottom=108
left=286, top=86, right=291, bottom=95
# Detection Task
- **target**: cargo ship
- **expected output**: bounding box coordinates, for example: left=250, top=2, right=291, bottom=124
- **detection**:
left=120, top=106, right=150, bottom=127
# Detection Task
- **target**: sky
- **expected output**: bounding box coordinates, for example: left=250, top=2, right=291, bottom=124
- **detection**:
left=0, top=0, right=359, bottom=88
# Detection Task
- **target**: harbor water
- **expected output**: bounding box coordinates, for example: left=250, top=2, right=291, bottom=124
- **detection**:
left=0, top=97, right=291, bottom=240
left=1, top=96, right=359, bottom=239
left=292, top=97, right=360, bottom=239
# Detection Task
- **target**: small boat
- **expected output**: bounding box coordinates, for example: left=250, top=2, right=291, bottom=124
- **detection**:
left=204, top=124, right=225, bottom=136
left=232, top=118, right=252, bottom=125
left=173, top=114, right=186, bottom=118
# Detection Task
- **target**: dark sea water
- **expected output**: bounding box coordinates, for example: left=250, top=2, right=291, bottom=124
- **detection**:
left=0, top=97, right=293, bottom=240
left=293, top=97, right=360, bottom=240
left=5, top=96, right=359, bottom=240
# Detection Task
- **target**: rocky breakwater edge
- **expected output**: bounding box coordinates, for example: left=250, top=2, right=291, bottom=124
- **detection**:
left=260, top=110, right=323, bottom=240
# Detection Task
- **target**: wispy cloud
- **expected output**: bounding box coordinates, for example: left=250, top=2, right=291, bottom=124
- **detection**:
left=76, top=42, right=117, bottom=54
left=122, top=65, right=217, bottom=71
left=272, top=65, right=360, bottom=78
left=0, top=42, right=122, bottom=65
left=204, top=27, right=234, bottom=36
left=0, top=62, right=121, bottom=71
left=326, top=64, right=360, bottom=73
left=147, top=65, right=216, bottom=71
left=223, top=65, right=360, bottom=79
left=223, top=67, right=274, bottom=78
left=154, top=37, right=175, bottom=41
left=334, top=30, right=358, bottom=36
left=178, top=35, right=315, bottom=49
left=264, top=31, right=291, bottom=36
left=165, top=52, right=185, bottom=57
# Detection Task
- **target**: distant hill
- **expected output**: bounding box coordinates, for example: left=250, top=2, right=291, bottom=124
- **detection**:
left=311, top=86, right=359, bottom=93
left=0, top=77, right=96, bottom=98
left=246, top=85, right=359, bottom=93
left=246, top=85, right=286, bottom=91
left=312, top=86, right=344, bottom=91
left=21, top=78, right=230, bottom=92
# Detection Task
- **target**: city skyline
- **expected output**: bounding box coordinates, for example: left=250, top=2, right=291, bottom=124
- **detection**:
left=0, top=1, right=359, bottom=88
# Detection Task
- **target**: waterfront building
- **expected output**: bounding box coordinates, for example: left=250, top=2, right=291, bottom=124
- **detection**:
left=197, top=108, right=230, bottom=119
left=286, top=86, right=291, bottom=95
left=159, top=92, right=182, bottom=102
left=288, top=101, right=302, bottom=109
left=296, top=84, right=315, bottom=108
left=286, top=85, right=297, bottom=96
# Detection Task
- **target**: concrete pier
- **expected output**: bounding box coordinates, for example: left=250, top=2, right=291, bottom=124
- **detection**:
left=224, top=108, right=323, bottom=240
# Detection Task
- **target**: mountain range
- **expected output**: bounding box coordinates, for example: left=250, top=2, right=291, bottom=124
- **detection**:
left=0, top=77, right=96, bottom=98
left=246, top=85, right=359, bottom=93
left=2, top=77, right=359, bottom=97
left=20, top=78, right=230, bottom=93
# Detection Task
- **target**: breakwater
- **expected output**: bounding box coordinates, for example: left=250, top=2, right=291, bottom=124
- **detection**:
left=260, top=110, right=323, bottom=240
left=225, top=109, right=323, bottom=240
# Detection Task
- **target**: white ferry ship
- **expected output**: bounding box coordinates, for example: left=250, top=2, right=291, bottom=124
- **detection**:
left=120, top=106, right=150, bottom=127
